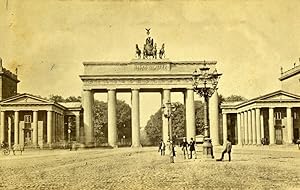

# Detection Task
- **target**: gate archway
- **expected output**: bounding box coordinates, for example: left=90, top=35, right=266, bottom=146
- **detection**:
left=80, top=59, right=220, bottom=147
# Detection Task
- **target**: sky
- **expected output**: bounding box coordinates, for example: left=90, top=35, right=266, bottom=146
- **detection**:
left=1, top=0, right=300, bottom=126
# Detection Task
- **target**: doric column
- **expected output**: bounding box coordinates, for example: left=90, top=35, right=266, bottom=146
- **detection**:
left=247, top=110, right=252, bottom=144
left=52, top=113, right=55, bottom=143
left=75, top=113, right=80, bottom=142
left=83, top=90, right=94, bottom=146
left=47, top=111, right=53, bottom=145
left=240, top=112, right=244, bottom=145
left=60, top=114, right=63, bottom=141
left=256, top=108, right=261, bottom=145
left=8, top=117, right=12, bottom=149
left=269, top=108, right=275, bottom=145
left=162, top=89, right=171, bottom=144
left=237, top=112, right=242, bottom=145
left=0, top=111, right=5, bottom=143
left=286, top=107, right=293, bottom=144
left=222, top=113, right=227, bottom=145
left=14, top=111, right=19, bottom=145
left=186, top=89, right=195, bottom=142
left=108, top=89, right=117, bottom=147
left=260, top=111, right=264, bottom=139
left=251, top=109, right=256, bottom=145
left=209, top=91, right=219, bottom=145
left=32, top=111, right=38, bottom=147
left=131, top=89, right=141, bottom=147
left=244, top=111, right=248, bottom=145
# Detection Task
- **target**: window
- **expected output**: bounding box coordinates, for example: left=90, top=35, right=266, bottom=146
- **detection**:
left=275, top=112, right=282, bottom=120
left=24, top=115, right=31, bottom=123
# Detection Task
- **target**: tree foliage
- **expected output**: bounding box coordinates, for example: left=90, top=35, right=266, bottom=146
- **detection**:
left=49, top=95, right=65, bottom=102
left=93, top=99, right=132, bottom=144
left=144, top=101, right=204, bottom=145
left=224, top=95, right=247, bottom=102
left=48, top=94, right=81, bottom=102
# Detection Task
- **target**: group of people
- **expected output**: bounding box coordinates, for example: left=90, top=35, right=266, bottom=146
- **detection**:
left=158, top=137, right=197, bottom=159
left=158, top=137, right=232, bottom=162
left=180, top=137, right=197, bottom=159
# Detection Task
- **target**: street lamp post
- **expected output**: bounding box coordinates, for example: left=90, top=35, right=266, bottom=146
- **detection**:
left=162, top=101, right=177, bottom=163
left=192, top=63, right=221, bottom=158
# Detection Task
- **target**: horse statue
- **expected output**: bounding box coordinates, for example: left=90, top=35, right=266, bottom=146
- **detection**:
left=143, top=36, right=157, bottom=59
left=135, top=44, right=141, bottom=59
left=159, top=43, right=165, bottom=59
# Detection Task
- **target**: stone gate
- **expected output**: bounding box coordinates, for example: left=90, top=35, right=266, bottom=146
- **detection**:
left=80, top=59, right=220, bottom=147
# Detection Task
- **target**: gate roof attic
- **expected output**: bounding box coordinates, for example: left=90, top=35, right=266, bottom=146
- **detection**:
left=80, top=59, right=219, bottom=91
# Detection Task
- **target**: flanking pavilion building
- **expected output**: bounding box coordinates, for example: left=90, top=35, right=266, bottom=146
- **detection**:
left=220, top=64, right=300, bottom=146
left=0, top=58, right=83, bottom=149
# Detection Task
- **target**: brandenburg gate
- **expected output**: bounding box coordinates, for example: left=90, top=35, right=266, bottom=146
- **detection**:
left=80, top=31, right=220, bottom=147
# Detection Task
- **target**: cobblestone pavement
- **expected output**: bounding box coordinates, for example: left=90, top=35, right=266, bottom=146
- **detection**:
left=0, top=145, right=299, bottom=190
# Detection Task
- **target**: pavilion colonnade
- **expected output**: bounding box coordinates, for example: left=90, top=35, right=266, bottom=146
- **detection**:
left=222, top=106, right=297, bottom=145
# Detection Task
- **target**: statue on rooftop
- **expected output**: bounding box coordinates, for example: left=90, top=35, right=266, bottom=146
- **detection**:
left=142, top=28, right=157, bottom=59
left=135, top=44, right=141, bottom=59
left=159, top=43, right=165, bottom=59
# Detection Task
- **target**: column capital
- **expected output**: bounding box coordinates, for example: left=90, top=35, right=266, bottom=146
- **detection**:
left=131, top=88, right=140, bottom=91
left=107, top=88, right=116, bottom=91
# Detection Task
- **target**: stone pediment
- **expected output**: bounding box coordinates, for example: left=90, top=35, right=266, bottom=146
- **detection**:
left=0, top=93, right=52, bottom=104
left=258, top=90, right=300, bottom=101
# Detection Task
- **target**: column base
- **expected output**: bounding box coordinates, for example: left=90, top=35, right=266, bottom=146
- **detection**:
left=84, top=142, right=95, bottom=148
left=110, top=145, right=118, bottom=148
left=131, top=144, right=142, bottom=148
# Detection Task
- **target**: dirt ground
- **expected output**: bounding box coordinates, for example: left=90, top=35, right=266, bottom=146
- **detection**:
left=0, top=145, right=299, bottom=190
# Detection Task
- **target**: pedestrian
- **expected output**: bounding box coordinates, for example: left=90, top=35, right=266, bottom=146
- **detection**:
left=216, top=137, right=232, bottom=162
left=169, top=140, right=176, bottom=157
left=180, top=137, right=189, bottom=159
left=189, top=138, right=196, bottom=159
left=158, top=139, right=165, bottom=156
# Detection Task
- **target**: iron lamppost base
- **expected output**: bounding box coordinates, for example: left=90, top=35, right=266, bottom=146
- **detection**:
left=202, top=137, right=214, bottom=159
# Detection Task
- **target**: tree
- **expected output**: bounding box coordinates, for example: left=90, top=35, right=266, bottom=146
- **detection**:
left=65, top=96, right=81, bottom=102
left=195, top=101, right=205, bottom=135
left=93, top=100, right=108, bottom=144
left=93, top=99, right=132, bottom=145
left=49, top=94, right=65, bottom=102
left=225, top=95, right=247, bottom=102
left=144, top=101, right=204, bottom=145
left=48, top=95, right=82, bottom=103
left=144, top=110, right=162, bottom=145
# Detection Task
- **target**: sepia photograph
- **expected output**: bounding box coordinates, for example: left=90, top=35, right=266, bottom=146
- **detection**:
left=0, top=0, right=300, bottom=189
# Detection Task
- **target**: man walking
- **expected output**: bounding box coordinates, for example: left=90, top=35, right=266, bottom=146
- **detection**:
left=158, top=139, right=165, bottom=156
left=189, top=138, right=196, bottom=159
left=180, top=137, right=189, bottom=159
left=217, top=137, right=232, bottom=161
